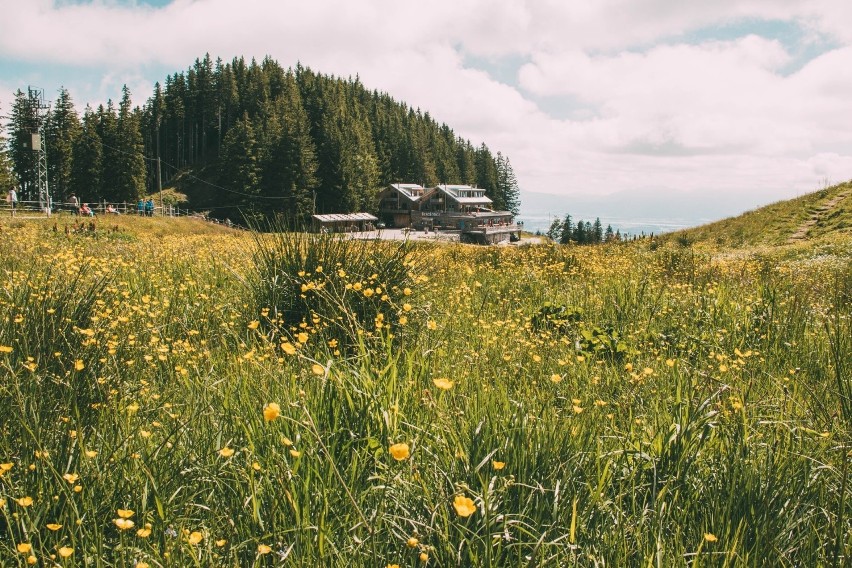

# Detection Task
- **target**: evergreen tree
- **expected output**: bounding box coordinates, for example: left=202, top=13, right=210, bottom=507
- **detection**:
left=218, top=112, right=261, bottom=219
left=45, top=87, right=81, bottom=203
left=114, top=86, right=147, bottom=203
left=559, top=214, right=573, bottom=244
left=546, top=217, right=563, bottom=242
left=496, top=151, right=521, bottom=214
left=0, top=103, right=16, bottom=190
left=70, top=106, right=103, bottom=203
left=96, top=101, right=119, bottom=201
left=593, top=217, right=603, bottom=244
left=8, top=90, right=39, bottom=200
left=605, top=224, right=615, bottom=242
left=475, top=142, right=498, bottom=198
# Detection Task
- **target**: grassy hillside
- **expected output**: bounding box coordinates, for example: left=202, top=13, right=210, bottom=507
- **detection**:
left=0, top=217, right=850, bottom=566
left=667, top=180, right=852, bottom=247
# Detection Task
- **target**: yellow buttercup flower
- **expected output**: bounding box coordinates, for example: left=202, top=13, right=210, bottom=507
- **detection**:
left=492, top=460, right=506, bottom=470
left=114, top=518, right=135, bottom=530
left=58, top=546, right=73, bottom=558
left=219, top=447, right=235, bottom=458
left=74, top=360, right=85, bottom=371
left=137, top=524, right=152, bottom=538
left=188, top=531, right=203, bottom=545
left=263, top=402, right=281, bottom=422
left=16, top=496, right=34, bottom=507
left=453, top=495, right=476, bottom=517
left=389, top=442, right=410, bottom=461
left=704, top=533, right=718, bottom=542
left=257, top=543, right=272, bottom=554
left=17, top=543, right=32, bottom=553
left=311, top=363, right=324, bottom=376
left=63, top=473, right=79, bottom=484
left=117, top=508, right=134, bottom=518
left=289, top=449, right=302, bottom=458
left=281, top=342, right=297, bottom=355
left=216, top=539, right=227, bottom=547
left=550, top=373, right=563, bottom=383
left=432, top=377, right=454, bottom=390
left=47, top=523, right=63, bottom=531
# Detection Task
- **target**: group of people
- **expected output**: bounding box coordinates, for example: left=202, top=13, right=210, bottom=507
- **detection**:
left=137, top=199, right=156, bottom=216
left=66, top=194, right=94, bottom=217
left=4, top=187, right=155, bottom=218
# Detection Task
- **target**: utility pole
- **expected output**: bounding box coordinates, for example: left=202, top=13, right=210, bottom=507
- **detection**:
left=156, top=122, right=163, bottom=215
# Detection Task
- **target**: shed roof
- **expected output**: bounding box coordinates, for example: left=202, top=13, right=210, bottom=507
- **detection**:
left=312, top=213, right=378, bottom=223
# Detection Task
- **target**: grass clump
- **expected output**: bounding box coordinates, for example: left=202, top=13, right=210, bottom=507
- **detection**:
left=249, top=228, right=420, bottom=351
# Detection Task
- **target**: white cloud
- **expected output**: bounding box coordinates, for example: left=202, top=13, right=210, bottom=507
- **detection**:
left=1, top=0, right=851, bottom=215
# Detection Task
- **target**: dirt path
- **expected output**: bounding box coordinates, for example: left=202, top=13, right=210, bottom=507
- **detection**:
left=787, top=187, right=851, bottom=242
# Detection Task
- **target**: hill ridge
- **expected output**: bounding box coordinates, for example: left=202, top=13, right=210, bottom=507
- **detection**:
left=668, top=180, right=852, bottom=247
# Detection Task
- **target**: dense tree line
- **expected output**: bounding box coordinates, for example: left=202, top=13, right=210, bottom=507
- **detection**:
left=4, top=55, right=520, bottom=223
left=546, top=214, right=621, bottom=244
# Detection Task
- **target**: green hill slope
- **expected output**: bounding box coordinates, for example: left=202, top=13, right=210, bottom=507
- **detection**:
left=669, top=180, right=852, bottom=247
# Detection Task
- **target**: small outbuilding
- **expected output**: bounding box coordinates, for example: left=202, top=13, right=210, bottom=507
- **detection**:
left=311, top=213, right=378, bottom=233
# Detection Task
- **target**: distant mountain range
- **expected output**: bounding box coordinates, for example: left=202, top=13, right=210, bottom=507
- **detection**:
left=518, top=187, right=804, bottom=229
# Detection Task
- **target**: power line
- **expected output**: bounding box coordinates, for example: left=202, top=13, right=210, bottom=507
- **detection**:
left=97, top=139, right=291, bottom=201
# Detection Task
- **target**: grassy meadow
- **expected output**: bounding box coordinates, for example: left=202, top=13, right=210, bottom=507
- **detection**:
left=0, top=213, right=850, bottom=567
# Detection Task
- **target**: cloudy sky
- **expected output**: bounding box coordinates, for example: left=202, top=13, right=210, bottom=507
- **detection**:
left=2, top=0, right=852, bottom=221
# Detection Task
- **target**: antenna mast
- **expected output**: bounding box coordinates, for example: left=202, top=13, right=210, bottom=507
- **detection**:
left=28, top=86, right=51, bottom=215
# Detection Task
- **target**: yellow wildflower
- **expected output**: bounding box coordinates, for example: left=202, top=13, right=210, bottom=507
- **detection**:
left=263, top=402, right=281, bottom=422
left=453, top=495, right=476, bottom=517
left=389, top=442, right=410, bottom=461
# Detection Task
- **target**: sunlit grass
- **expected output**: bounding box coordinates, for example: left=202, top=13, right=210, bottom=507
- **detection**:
left=0, top=216, right=849, bottom=566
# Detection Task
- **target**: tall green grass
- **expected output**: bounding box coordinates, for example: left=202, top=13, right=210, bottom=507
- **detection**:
left=0, top=219, right=849, bottom=566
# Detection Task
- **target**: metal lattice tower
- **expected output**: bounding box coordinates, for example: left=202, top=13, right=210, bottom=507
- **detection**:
left=28, top=87, right=51, bottom=213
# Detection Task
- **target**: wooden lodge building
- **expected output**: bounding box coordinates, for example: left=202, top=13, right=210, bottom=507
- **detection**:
left=377, top=183, right=520, bottom=244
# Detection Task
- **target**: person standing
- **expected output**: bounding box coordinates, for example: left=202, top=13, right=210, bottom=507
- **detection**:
left=69, top=193, right=80, bottom=215
left=6, top=186, right=17, bottom=217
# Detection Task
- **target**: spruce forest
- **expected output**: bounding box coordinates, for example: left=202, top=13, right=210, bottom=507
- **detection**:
left=5, top=54, right=521, bottom=224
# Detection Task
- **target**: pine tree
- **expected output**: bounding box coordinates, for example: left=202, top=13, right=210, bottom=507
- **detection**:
left=0, top=103, right=16, bottom=190
left=560, top=214, right=573, bottom=244
left=605, top=224, right=615, bottom=242
left=45, top=87, right=81, bottom=203
left=546, top=218, right=563, bottom=241
left=8, top=90, right=39, bottom=200
left=496, top=152, right=521, bottom=214
left=593, top=218, right=603, bottom=243
left=218, top=112, right=261, bottom=220
left=475, top=143, right=498, bottom=201
left=70, top=106, right=103, bottom=203
left=113, top=86, right=147, bottom=203
left=96, top=102, right=119, bottom=201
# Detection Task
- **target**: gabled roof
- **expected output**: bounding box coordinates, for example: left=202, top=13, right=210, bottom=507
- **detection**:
left=389, top=183, right=426, bottom=201
left=434, top=184, right=493, bottom=205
